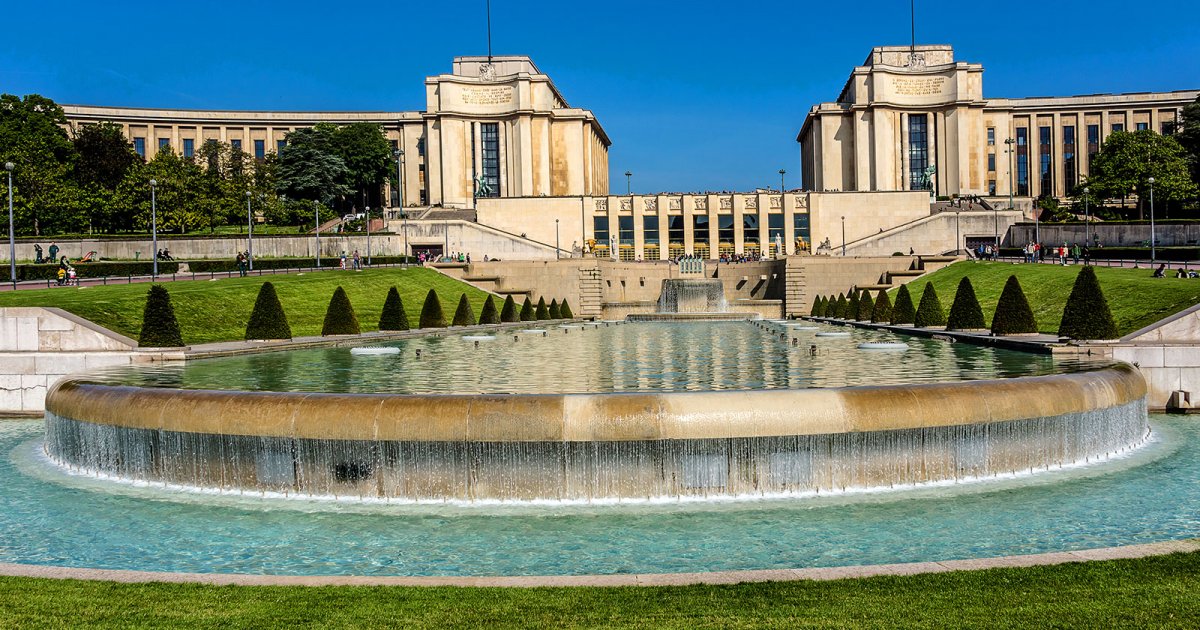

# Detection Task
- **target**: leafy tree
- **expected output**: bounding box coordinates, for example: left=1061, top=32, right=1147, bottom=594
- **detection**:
left=277, top=126, right=352, bottom=205
left=451, top=293, right=476, bottom=326
left=1177, top=95, right=1200, bottom=185
left=116, top=147, right=208, bottom=234
left=72, top=122, right=139, bottom=192
left=870, top=289, right=892, bottom=323
left=332, top=123, right=392, bottom=208
left=321, top=286, right=360, bottom=335
left=378, top=286, right=409, bottom=331
left=856, top=290, right=874, bottom=322
left=535, top=297, right=550, bottom=320
left=1058, top=266, right=1119, bottom=340
left=479, top=295, right=501, bottom=325
left=946, top=277, right=986, bottom=331
left=890, top=285, right=916, bottom=325
left=419, top=289, right=448, bottom=328
left=548, top=299, right=561, bottom=320
left=500, top=295, right=518, bottom=322
left=559, top=299, right=574, bottom=319
left=245, top=282, right=292, bottom=340
left=519, top=297, right=534, bottom=321
left=138, top=285, right=184, bottom=347
left=0, top=94, right=80, bottom=235
left=913, top=284, right=946, bottom=328
left=991, top=275, right=1037, bottom=335
left=1082, top=130, right=1197, bottom=218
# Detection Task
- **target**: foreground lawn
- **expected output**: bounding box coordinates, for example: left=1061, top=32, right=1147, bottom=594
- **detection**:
left=897, top=261, right=1200, bottom=335
left=0, top=268, right=493, bottom=344
left=0, top=551, right=1197, bottom=628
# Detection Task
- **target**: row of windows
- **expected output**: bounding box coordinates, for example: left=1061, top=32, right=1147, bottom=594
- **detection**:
left=987, top=120, right=1160, bottom=196
left=593, top=213, right=811, bottom=248
left=130, top=136, right=428, bottom=161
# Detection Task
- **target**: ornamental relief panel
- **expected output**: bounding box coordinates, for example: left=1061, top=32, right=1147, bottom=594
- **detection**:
left=694, top=197, right=708, bottom=211
left=795, top=196, right=808, bottom=209
left=770, top=196, right=782, bottom=209
left=595, top=198, right=608, bottom=212
left=668, top=197, right=682, bottom=210
left=745, top=196, right=758, bottom=210
left=620, top=198, right=632, bottom=211
left=719, top=197, right=733, bottom=210
left=644, top=198, right=657, bottom=211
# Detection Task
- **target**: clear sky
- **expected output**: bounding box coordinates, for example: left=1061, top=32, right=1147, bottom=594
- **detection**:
left=3, top=0, right=1198, bottom=193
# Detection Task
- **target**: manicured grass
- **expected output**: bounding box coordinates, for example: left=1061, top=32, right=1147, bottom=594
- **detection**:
left=897, top=261, right=1200, bottom=335
left=0, top=552, right=1199, bottom=628
left=0, top=268, right=492, bottom=344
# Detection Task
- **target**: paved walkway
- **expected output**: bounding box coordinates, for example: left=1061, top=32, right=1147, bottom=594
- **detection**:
left=0, top=262, right=417, bottom=292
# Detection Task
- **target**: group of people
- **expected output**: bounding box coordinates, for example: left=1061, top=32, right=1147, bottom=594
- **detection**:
left=156, top=249, right=174, bottom=261
left=55, top=255, right=76, bottom=286
left=1153, top=263, right=1200, bottom=279
left=235, top=251, right=252, bottom=276
left=32, top=242, right=59, bottom=264
left=338, top=250, right=363, bottom=270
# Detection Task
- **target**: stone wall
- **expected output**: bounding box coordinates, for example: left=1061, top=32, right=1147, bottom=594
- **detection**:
left=1079, top=303, right=1200, bottom=411
left=843, top=210, right=1023, bottom=257
left=1008, top=222, right=1200, bottom=248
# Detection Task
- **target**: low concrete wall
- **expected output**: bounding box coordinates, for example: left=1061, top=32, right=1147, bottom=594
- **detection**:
left=600, top=300, right=783, bottom=320
left=1009, top=222, right=1200, bottom=248
left=844, top=210, right=1023, bottom=257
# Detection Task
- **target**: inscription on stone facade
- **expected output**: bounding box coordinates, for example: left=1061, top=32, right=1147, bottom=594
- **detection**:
left=461, top=85, right=515, bottom=106
left=893, top=76, right=947, bottom=97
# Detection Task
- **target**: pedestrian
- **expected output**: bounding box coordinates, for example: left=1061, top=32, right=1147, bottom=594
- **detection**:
left=236, top=252, right=245, bottom=277
left=1071, top=242, right=1081, bottom=265
left=48, top=242, right=59, bottom=263
left=353, top=249, right=361, bottom=270
left=339, top=251, right=347, bottom=270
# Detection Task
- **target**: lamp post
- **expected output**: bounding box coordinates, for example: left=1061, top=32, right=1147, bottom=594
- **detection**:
left=150, top=179, right=158, bottom=278
left=841, top=215, right=846, bottom=256
left=1004, top=137, right=1015, bottom=252
left=314, top=201, right=321, bottom=268
left=625, top=170, right=632, bottom=196
left=394, top=148, right=406, bottom=260
left=1083, top=186, right=1091, bottom=247
left=1148, top=177, right=1156, bottom=263
left=6, top=162, right=14, bottom=284
left=955, top=210, right=961, bottom=254
left=779, top=169, right=786, bottom=193
left=245, top=190, right=254, bottom=271
left=555, top=218, right=560, bottom=260
left=365, top=205, right=371, bottom=267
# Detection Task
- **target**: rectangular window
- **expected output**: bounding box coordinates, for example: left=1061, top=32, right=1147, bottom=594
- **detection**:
left=618, top=215, right=634, bottom=244
left=277, top=140, right=287, bottom=154
left=793, top=213, right=811, bottom=251
left=1087, top=124, right=1100, bottom=170
left=742, top=214, right=760, bottom=246
left=230, top=139, right=242, bottom=151
left=988, top=180, right=996, bottom=196
left=133, top=137, right=145, bottom=158
left=158, top=138, right=170, bottom=150
left=987, top=128, right=995, bottom=146
left=767, top=213, right=785, bottom=244
left=480, top=123, right=500, bottom=198
left=1136, top=122, right=1149, bottom=131
left=667, top=215, right=685, bottom=246
left=592, top=216, right=609, bottom=245
left=417, top=138, right=426, bottom=157
left=389, top=139, right=398, bottom=152
left=717, top=215, right=735, bottom=250
left=1016, top=128, right=1029, bottom=196
left=642, top=215, right=659, bottom=245
left=1063, top=126, right=1076, bottom=191
left=1038, top=126, right=1052, bottom=196
left=1111, top=123, right=1124, bottom=133
left=182, top=138, right=194, bottom=158
left=987, top=153, right=996, bottom=172
left=254, top=139, right=265, bottom=160
left=692, top=215, right=709, bottom=244
left=908, top=114, right=930, bottom=191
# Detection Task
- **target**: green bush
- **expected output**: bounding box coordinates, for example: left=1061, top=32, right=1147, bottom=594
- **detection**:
left=833, top=293, right=848, bottom=319
left=890, top=285, right=916, bottom=325
left=378, top=286, right=409, bottom=331
left=846, top=291, right=860, bottom=320
left=519, top=297, right=534, bottom=322
left=913, top=283, right=946, bottom=328
left=478, top=295, right=500, bottom=325
left=500, top=296, right=518, bottom=323
left=870, top=289, right=892, bottom=323
left=548, top=299, right=561, bottom=320
left=244, top=282, right=292, bottom=340
left=560, top=299, right=574, bottom=319
left=991, top=275, right=1038, bottom=335
left=15, top=261, right=179, bottom=282
left=419, top=289, right=447, bottom=328
left=535, top=297, right=550, bottom=320
left=946, top=277, right=986, bottom=331
left=1058, top=266, right=1119, bottom=340
left=856, top=290, right=875, bottom=321
left=810, top=296, right=825, bottom=317
left=138, top=285, right=184, bottom=347
left=186, top=255, right=414, bottom=274
left=451, top=293, right=475, bottom=327
left=321, top=286, right=360, bottom=335
left=827, top=295, right=838, bottom=318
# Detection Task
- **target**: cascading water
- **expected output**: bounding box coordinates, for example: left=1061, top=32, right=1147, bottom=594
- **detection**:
left=657, top=278, right=728, bottom=313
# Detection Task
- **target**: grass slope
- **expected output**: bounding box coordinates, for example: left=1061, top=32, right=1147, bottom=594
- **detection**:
left=0, top=552, right=1198, bottom=628
left=897, top=261, right=1200, bottom=335
left=0, top=268, right=491, bottom=344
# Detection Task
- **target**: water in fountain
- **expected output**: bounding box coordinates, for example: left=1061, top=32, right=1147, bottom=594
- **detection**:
left=657, top=278, right=728, bottom=313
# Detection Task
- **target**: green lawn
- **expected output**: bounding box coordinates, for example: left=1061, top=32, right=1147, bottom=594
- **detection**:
left=895, top=261, right=1200, bottom=335
left=0, top=551, right=1198, bottom=628
left=0, top=268, right=493, bottom=344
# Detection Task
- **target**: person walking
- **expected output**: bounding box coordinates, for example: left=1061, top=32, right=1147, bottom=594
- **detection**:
left=1071, top=242, right=1081, bottom=265
left=352, top=249, right=361, bottom=270
left=48, top=242, right=59, bottom=263
left=339, top=251, right=347, bottom=270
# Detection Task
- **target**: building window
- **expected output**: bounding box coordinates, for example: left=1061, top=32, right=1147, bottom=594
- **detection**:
left=277, top=140, right=287, bottom=154
left=793, top=213, right=811, bottom=251
left=231, top=139, right=242, bottom=151
left=1087, top=124, right=1100, bottom=171
left=768, top=213, right=784, bottom=246
left=716, top=215, right=735, bottom=256
left=1136, top=122, right=1149, bottom=131
left=593, top=216, right=609, bottom=245
left=987, top=153, right=996, bottom=172
left=692, top=215, right=710, bottom=251
left=1038, top=126, right=1052, bottom=196
left=908, top=114, right=930, bottom=191
left=417, top=138, right=426, bottom=157
left=389, top=139, right=398, bottom=152
left=1016, top=128, right=1029, bottom=196
left=668, top=215, right=685, bottom=244
left=133, top=137, right=145, bottom=158
left=252, top=139, right=265, bottom=160
left=480, top=123, right=500, bottom=198
left=182, top=138, right=194, bottom=158
left=642, top=215, right=659, bottom=245
left=988, top=180, right=996, bottom=196
left=1063, top=126, right=1076, bottom=191
left=158, top=138, right=170, bottom=150
left=987, top=127, right=995, bottom=146
left=1111, top=123, right=1124, bottom=133
left=742, top=214, right=760, bottom=246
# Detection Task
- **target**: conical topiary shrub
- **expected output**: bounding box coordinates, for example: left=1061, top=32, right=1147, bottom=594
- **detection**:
left=946, top=277, right=986, bottom=331
left=890, top=284, right=916, bottom=325
left=548, top=299, right=561, bottom=320
left=245, top=281, right=291, bottom=340
left=138, top=285, right=184, bottom=347
left=500, top=295, right=518, bottom=323
left=913, top=283, right=946, bottom=328
left=856, top=290, right=875, bottom=322
left=535, top=297, right=550, bottom=320
left=479, top=295, right=501, bottom=325
left=1059, top=266, right=1119, bottom=340
left=828, top=295, right=838, bottom=317
left=871, top=289, right=892, bottom=323
left=451, top=293, right=475, bottom=327
left=321, top=286, right=360, bottom=335
left=378, top=286, right=409, bottom=331
left=519, top=297, right=534, bottom=322
left=846, top=291, right=860, bottom=320
left=810, top=296, right=825, bottom=317
left=419, top=289, right=447, bottom=328
left=560, top=299, right=574, bottom=319
left=833, top=293, right=848, bottom=319
left=991, top=275, right=1038, bottom=335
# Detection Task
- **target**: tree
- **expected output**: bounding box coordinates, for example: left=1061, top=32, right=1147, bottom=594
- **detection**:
left=332, top=123, right=392, bottom=208
left=946, top=277, right=986, bottom=331
left=378, top=286, right=409, bottom=331
left=870, top=289, right=892, bottom=323
left=138, top=285, right=184, bottom=347
left=913, top=284, right=946, bottom=328
left=1082, top=130, right=1197, bottom=218
left=991, top=275, right=1038, bottom=335
left=420, top=289, right=447, bottom=328
left=890, top=285, right=916, bottom=325
left=1177, top=95, right=1200, bottom=186
left=479, top=295, right=501, bottom=325
left=535, top=297, right=550, bottom=320
left=245, top=282, right=292, bottom=340
left=560, top=299, right=574, bottom=319
left=321, top=286, right=360, bottom=335
left=500, top=295, right=518, bottom=322
left=116, top=147, right=207, bottom=233
left=277, top=126, right=352, bottom=205
left=832, top=293, right=848, bottom=319
left=548, top=299, right=561, bottom=319
left=810, top=296, right=825, bottom=317
left=519, top=296, right=534, bottom=322
left=1058, top=266, right=1119, bottom=340
left=856, top=290, right=874, bottom=322
left=452, top=293, right=476, bottom=326
left=0, top=94, right=80, bottom=236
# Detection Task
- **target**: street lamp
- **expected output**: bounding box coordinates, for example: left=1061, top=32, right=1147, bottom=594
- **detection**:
left=150, top=179, right=158, bottom=278
left=841, top=215, right=846, bottom=257
left=778, top=169, right=786, bottom=193
left=625, top=171, right=632, bottom=196
left=555, top=218, right=560, bottom=260
left=5, top=162, right=14, bottom=284
left=394, top=148, right=407, bottom=261
left=365, top=205, right=371, bottom=266
left=1148, top=177, right=1156, bottom=263
left=1004, top=137, right=1015, bottom=252
left=955, top=210, right=961, bottom=254
left=245, top=190, right=254, bottom=271
left=314, top=201, right=321, bottom=268
left=1083, top=186, right=1091, bottom=247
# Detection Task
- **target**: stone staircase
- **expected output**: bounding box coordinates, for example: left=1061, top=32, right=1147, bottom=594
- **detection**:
left=432, top=263, right=532, bottom=300
left=577, top=264, right=604, bottom=316
left=855, top=256, right=960, bottom=292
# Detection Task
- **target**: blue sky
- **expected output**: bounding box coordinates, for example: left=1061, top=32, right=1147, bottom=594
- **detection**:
left=3, top=1, right=1198, bottom=193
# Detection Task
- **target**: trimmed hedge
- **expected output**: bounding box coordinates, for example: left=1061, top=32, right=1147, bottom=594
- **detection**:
left=870, top=289, right=892, bottom=323
left=245, top=282, right=292, bottom=340
left=187, top=255, right=415, bottom=274
left=946, top=277, right=986, bottom=331
left=560, top=299, right=574, bottom=319
left=1059, top=266, right=1119, bottom=340
left=419, top=289, right=447, bottom=328
left=321, top=286, right=360, bottom=335
left=138, top=285, right=184, bottom=347
left=501, top=296, right=518, bottom=323
left=856, top=290, right=875, bottom=322
left=999, top=247, right=1200, bottom=262
left=846, top=291, right=861, bottom=320
left=519, top=297, right=534, bottom=322
left=913, top=283, right=946, bottom=328
left=479, top=295, right=501, bottom=325
left=891, top=285, right=915, bottom=325
left=451, top=293, right=476, bottom=327
left=811, top=296, right=825, bottom=317
left=991, top=275, right=1038, bottom=335
left=378, top=287, right=409, bottom=331
left=548, top=299, right=561, bottom=320
left=833, top=293, right=848, bottom=319
left=14, top=261, right=179, bottom=282
left=535, top=297, right=550, bottom=320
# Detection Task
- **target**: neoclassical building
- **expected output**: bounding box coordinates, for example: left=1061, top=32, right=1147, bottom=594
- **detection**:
left=62, top=55, right=610, bottom=209
left=798, top=45, right=1198, bottom=202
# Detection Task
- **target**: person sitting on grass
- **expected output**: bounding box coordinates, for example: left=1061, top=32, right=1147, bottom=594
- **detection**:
left=1153, top=263, right=1166, bottom=278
